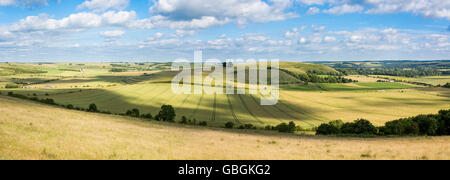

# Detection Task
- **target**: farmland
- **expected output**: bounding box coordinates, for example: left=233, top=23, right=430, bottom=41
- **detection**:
left=1, top=96, right=449, bottom=160
left=1, top=62, right=449, bottom=129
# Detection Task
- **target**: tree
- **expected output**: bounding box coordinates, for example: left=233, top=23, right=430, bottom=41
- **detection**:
left=316, top=120, right=343, bottom=135
left=225, top=122, right=234, bottom=129
left=276, top=121, right=296, bottom=133
left=66, top=104, right=74, bottom=109
left=126, top=108, right=140, bottom=117
left=88, top=103, right=98, bottom=112
left=180, top=116, right=188, bottom=124
left=157, top=105, right=176, bottom=122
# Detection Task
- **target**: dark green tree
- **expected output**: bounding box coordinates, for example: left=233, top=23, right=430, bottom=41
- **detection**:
left=157, top=105, right=176, bottom=122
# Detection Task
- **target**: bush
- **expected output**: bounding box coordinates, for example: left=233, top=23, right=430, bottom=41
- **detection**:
left=88, top=103, right=98, bottom=112
left=141, top=113, right=153, bottom=120
left=126, top=108, right=140, bottom=117
left=413, top=115, right=438, bottom=136
left=383, top=118, right=419, bottom=136
left=225, top=122, right=234, bottom=129
left=340, top=119, right=377, bottom=135
left=5, top=84, right=19, bottom=88
left=276, top=121, right=296, bottom=133
left=238, top=124, right=256, bottom=130
left=437, top=109, right=450, bottom=135
left=180, top=116, right=188, bottom=124
left=66, top=104, right=74, bottom=109
left=199, top=121, right=208, bottom=126
left=316, top=120, right=344, bottom=135
left=157, top=105, right=176, bottom=122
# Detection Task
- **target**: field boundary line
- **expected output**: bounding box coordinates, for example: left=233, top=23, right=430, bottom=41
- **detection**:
left=238, top=94, right=263, bottom=124
left=189, top=93, right=204, bottom=119
left=211, top=93, right=216, bottom=121
left=226, top=95, right=240, bottom=124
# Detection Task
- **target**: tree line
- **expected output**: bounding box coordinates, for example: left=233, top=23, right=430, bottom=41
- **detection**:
left=281, top=69, right=357, bottom=84
left=316, top=109, right=450, bottom=136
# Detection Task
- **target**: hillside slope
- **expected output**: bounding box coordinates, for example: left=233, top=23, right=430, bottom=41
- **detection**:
left=1, top=96, right=449, bottom=160
left=279, top=62, right=339, bottom=75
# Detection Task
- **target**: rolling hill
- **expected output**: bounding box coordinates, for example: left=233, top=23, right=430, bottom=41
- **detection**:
left=1, top=95, right=449, bottom=160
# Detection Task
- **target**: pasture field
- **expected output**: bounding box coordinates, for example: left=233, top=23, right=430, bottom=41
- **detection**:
left=1, top=62, right=449, bottom=129
left=370, top=75, right=450, bottom=86
left=1, top=96, right=449, bottom=160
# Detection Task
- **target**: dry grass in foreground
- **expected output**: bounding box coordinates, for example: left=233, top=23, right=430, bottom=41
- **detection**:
left=0, top=96, right=449, bottom=160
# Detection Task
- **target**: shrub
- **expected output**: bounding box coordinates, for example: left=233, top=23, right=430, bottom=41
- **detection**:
left=126, top=108, right=140, bottom=117
left=412, top=115, right=438, bottom=136
left=353, top=119, right=377, bottom=135
left=157, top=105, right=176, bottom=122
left=383, top=118, right=419, bottom=136
left=66, top=104, right=74, bottom=109
left=437, top=109, right=450, bottom=135
left=88, top=103, right=98, bottom=112
left=225, top=122, right=234, bottom=129
left=316, top=120, right=344, bottom=135
left=180, top=116, right=188, bottom=124
left=141, top=113, right=153, bottom=120
left=5, top=84, right=19, bottom=89
left=199, top=121, right=208, bottom=126
left=276, top=121, right=296, bottom=133
left=340, top=119, right=377, bottom=135
left=41, top=98, right=55, bottom=105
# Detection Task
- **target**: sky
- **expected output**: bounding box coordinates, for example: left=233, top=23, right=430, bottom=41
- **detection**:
left=0, top=0, right=449, bottom=62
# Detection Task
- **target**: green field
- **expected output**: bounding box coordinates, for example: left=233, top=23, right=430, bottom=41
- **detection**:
left=2, top=96, right=449, bottom=160
left=1, top=62, right=449, bottom=128
left=371, top=75, right=450, bottom=86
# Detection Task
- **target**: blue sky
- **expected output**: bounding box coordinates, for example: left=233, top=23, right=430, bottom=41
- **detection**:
left=0, top=0, right=449, bottom=62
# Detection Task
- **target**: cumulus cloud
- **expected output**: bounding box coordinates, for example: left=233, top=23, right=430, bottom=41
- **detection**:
left=0, top=0, right=53, bottom=8
left=78, top=0, right=129, bottom=12
left=306, top=7, right=320, bottom=15
left=9, top=11, right=136, bottom=32
left=323, top=4, right=364, bottom=15
left=0, top=0, right=15, bottom=6
left=297, top=0, right=450, bottom=20
left=100, top=30, right=125, bottom=37
left=149, top=0, right=297, bottom=25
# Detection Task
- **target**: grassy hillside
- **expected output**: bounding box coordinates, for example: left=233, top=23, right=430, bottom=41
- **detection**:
left=1, top=63, right=449, bottom=129
left=1, top=96, right=449, bottom=160
left=279, top=62, right=339, bottom=75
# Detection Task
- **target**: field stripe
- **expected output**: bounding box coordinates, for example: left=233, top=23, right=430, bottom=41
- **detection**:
left=226, top=95, right=240, bottom=124
left=211, top=93, right=216, bottom=121
left=189, top=93, right=204, bottom=119
left=249, top=95, right=279, bottom=120
left=278, top=100, right=327, bottom=124
left=238, top=94, right=263, bottom=124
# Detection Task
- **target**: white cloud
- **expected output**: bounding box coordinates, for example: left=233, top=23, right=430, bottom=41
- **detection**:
left=0, top=0, right=52, bottom=8
left=9, top=11, right=136, bottom=32
left=323, top=4, right=364, bottom=15
left=364, top=0, right=450, bottom=20
left=149, top=0, right=297, bottom=25
left=297, top=0, right=450, bottom=20
left=307, top=7, right=320, bottom=15
left=100, top=30, right=125, bottom=37
left=0, top=0, right=15, bottom=6
left=174, top=29, right=196, bottom=37
left=324, top=36, right=336, bottom=42
left=78, top=0, right=129, bottom=12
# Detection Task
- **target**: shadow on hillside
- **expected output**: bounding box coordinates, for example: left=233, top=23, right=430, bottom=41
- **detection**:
left=42, top=87, right=327, bottom=127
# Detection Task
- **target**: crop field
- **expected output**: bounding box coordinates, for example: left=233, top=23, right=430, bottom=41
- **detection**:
left=1, top=96, right=449, bottom=160
left=370, top=75, right=450, bottom=86
left=1, top=62, right=449, bottom=129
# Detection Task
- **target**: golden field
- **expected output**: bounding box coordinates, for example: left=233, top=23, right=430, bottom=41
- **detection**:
left=1, top=96, right=449, bottom=160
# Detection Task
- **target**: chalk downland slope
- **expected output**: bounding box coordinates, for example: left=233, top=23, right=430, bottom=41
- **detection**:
left=1, top=96, right=450, bottom=160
